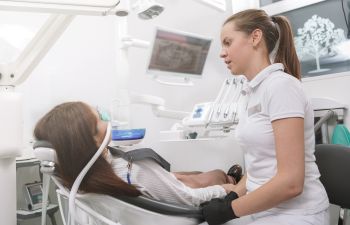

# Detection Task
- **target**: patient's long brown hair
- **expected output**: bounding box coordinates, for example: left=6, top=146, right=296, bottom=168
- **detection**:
left=34, top=102, right=140, bottom=197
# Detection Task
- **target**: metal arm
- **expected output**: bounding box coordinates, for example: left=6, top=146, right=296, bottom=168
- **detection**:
left=314, top=110, right=335, bottom=133
left=0, top=14, right=74, bottom=86
left=131, top=93, right=190, bottom=120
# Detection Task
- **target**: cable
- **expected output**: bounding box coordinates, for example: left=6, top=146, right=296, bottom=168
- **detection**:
left=341, top=0, right=350, bottom=38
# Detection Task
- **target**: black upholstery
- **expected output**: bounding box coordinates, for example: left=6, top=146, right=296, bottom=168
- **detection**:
left=315, top=144, right=350, bottom=209
left=118, top=196, right=203, bottom=220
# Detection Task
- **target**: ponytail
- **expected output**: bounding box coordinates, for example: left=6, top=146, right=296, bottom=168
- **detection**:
left=271, top=16, right=301, bottom=80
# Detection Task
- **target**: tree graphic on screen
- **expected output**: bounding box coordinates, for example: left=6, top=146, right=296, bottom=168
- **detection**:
left=294, top=15, right=345, bottom=73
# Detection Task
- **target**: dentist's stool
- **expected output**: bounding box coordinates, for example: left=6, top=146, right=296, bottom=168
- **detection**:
left=315, top=144, right=350, bottom=225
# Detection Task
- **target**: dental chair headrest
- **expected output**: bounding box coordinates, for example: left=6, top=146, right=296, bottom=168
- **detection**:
left=33, top=140, right=58, bottom=163
left=33, top=140, right=53, bottom=149
left=33, top=141, right=58, bottom=175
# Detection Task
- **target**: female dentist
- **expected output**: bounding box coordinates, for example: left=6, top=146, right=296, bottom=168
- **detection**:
left=202, top=9, right=330, bottom=225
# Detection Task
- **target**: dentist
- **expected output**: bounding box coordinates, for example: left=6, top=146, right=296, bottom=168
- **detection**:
left=202, top=9, right=329, bottom=225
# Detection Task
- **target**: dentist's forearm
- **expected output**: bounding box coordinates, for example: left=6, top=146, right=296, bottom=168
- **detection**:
left=233, top=174, right=247, bottom=197
left=231, top=172, right=303, bottom=217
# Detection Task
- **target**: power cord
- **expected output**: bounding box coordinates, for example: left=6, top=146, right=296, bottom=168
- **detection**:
left=341, top=0, right=350, bottom=38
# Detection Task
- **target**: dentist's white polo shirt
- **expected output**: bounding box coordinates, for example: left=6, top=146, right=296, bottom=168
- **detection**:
left=235, top=63, right=329, bottom=215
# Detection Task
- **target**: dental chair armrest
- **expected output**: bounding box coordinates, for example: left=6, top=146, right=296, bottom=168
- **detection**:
left=118, top=196, right=204, bottom=220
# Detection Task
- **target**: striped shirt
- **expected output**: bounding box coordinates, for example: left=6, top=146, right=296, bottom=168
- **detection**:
left=106, top=152, right=226, bottom=206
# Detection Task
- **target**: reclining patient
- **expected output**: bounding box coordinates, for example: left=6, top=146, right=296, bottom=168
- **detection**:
left=34, top=101, right=241, bottom=206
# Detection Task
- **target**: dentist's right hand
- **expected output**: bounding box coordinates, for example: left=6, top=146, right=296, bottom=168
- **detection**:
left=202, top=191, right=239, bottom=225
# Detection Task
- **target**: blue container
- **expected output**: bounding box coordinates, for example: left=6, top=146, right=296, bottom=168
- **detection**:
left=111, top=128, right=146, bottom=141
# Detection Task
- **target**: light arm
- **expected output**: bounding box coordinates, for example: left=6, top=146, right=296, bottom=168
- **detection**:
left=0, top=0, right=121, bottom=16
left=1, top=14, right=74, bottom=86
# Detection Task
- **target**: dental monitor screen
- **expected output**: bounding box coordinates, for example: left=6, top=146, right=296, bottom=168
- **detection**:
left=147, top=27, right=212, bottom=78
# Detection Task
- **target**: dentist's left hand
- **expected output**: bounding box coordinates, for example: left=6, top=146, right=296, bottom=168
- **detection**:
left=202, top=191, right=239, bottom=225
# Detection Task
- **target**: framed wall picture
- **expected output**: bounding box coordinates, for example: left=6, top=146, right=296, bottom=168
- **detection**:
left=258, top=0, right=326, bottom=15
left=259, top=0, right=350, bottom=79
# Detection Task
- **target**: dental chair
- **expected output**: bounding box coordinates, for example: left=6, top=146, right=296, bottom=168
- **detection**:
left=33, top=140, right=204, bottom=225
left=315, top=144, right=350, bottom=225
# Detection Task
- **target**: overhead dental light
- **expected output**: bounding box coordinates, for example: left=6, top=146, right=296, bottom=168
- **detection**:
left=132, top=0, right=164, bottom=20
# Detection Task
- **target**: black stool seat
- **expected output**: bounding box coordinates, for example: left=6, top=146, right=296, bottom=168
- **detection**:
left=315, top=144, right=350, bottom=209
left=315, top=144, right=350, bottom=225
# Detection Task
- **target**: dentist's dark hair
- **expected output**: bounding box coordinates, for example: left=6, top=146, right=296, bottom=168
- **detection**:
left=224, top=9, right=301, bottom=80
left=34, top=101, right=140, bottom=197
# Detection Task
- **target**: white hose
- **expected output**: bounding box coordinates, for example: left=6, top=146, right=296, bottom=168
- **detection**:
left=68, top=123, right=112, bottom=225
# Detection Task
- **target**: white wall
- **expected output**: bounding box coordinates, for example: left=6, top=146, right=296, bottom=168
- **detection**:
left=17, top=15, right=119, bottom=150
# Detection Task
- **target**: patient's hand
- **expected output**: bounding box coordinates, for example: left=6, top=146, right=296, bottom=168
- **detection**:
left=221, top=184, right=236, bottom=194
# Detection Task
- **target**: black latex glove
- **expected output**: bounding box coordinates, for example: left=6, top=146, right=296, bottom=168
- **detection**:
left=202, top=191, right=239, bottom=225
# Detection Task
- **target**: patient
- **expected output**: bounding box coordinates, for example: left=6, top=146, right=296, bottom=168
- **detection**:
left=34, top=101, right=242, bottom=206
